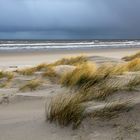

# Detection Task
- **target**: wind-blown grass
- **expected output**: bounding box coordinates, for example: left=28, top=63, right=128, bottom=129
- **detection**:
left=19, top=79, right=42, bottom=91
left=126, top=58, right=140, bottom=72
left=61, top=62, right=97, bottom=88
left=17, top=67, right=36, bottom=75
left=51, top=55, right=88, bottom=66
left=46, top=93, right=86, bottom=128
left=0, top=71, right=14, bottom=80
left=91, top=101, right=131, bottom=119
left=122, top=51, right=140, bottom=61
left=46, top=91, right=131, bottom=128
left=35, top=63, right=48, bottom=71
left=125, top=76, right=140, bottom=91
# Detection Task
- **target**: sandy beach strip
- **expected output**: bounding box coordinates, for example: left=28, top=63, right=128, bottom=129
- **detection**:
left=0, top=47, right=139, bottom=68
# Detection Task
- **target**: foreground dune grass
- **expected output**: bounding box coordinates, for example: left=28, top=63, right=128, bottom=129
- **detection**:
left=122, top=51, right=140, bottom=61
left=45, top=54, right=140, bottom=128
left=46, top=92, right=131, bottom=128
left=126, top=76, right=140, bottom=91
left=46, top=93, right=85, bottom=128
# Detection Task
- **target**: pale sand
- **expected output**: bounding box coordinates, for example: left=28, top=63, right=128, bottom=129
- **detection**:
left=0, top=47, right=139, bottom=68
left=0, top=47, right=140, bottom=140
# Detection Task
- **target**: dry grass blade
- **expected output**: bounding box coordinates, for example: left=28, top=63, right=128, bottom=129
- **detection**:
left=61, top=62, right=97, bottom=88
left=122, top=51, right=140, bottom=61
left=17, top=67, right=36, bottom=75
left=35, top=63, right=48, bottom=71
left=51, top=55, right=88, bottom=66
left=126, top=76, right=140, bottom=91
left=42, top=67, right=57, bottom=78
left=46, top=93, right=86, bottom=128
left=126, top=58, right=140, bottom=72
left=19, top=79, right=42, bottom=91
left=91, top=101, right=131, bottom=119
left=0, top=71, right=14, bottom=80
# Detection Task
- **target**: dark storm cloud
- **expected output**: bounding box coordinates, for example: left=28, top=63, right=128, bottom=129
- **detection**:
left=0, top=0, right=140, bottom=39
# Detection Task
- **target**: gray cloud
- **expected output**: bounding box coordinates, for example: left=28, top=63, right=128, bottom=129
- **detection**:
left=0, top=0, right=140, bottom=39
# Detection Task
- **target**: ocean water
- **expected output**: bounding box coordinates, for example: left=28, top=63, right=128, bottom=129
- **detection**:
left=0, top=40, right=140, bottom=50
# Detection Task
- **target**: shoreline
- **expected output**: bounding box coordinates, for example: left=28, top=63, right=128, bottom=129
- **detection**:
left=0, top=47, right=139, bottom=68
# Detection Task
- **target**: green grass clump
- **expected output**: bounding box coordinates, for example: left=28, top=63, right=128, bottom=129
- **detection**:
left=19, top=79, right=42, bottom=91
left=51, top=55, right=88, bottom=66
left=122, top=51, right=140, bottom=61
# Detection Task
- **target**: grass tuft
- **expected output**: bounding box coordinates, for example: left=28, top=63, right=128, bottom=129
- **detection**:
left=91, top=101, right=131, bottom=119
left=61, top=62, right=97, bottom=88
left=46, top=93, right=85, bottom=128
left=17, top=67, right=36, bottom=75
left=126, top=58, right=140, bottom=72
left=42, top=67, right=58, bottom=78
left=51, top=55, right=88, bottom=66
left=19, top=79, right=42, bottom=91
left=0, top=71, right=14, bottom=80
left=126, top=76, right=140, bottom=91
left=122, top=51, right=140, bottom=61
left=35, top=63, right=48, bottom=71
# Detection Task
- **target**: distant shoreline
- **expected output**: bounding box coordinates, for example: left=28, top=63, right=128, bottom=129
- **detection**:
left=0, top=47, right=139, bottom=68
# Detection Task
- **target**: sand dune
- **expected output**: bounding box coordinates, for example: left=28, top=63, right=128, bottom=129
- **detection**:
left=0, top=48, right=140, bottom=140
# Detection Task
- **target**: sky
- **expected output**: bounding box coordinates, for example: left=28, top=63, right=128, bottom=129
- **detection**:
left=0, top=0, right=140, bottom=39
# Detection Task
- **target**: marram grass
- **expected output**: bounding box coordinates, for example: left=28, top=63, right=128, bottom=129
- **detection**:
left=61, top=62, right=97, bottom=88
left=19, top=79, right=42, bottom=91
left=46, top=93, right=86, bottom=128
left=50, top=55, right=88, bottom=66
left=122, top=51, right=140, bottom=61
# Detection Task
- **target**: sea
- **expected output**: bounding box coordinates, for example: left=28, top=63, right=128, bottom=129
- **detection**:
left=0, top=40, right=140, bottom=50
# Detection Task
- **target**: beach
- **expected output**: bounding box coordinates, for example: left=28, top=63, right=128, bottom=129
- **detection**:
left=0, top=47, right=140, bottom=140
left=0, top=47, right=139, bottom=68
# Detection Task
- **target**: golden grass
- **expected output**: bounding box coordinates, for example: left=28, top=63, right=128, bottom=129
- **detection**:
left=91, top=82, right=120, bottom=100
left=19, top=79, right=42, bottom=91
left=46, top=93, right=85, bottom=128
left=17, top=67, right=36, bottom=75
left=122, top=51, right=140, bottom=61
left=42, top=67, right=57, bottom=78
left=51, top=55, right=88, bottom=66
left=46, top=91, right=131, bottom=128
left=61, top=62, right=96, bottom=87
left=0, top=71, right=14, bottom=88
left=126, top=58, right=140, bottom=72
left=61, top=62, right=124, bottom=90
left=17, top=63, right=48, bottom=75
left=35, top=63, right=48, bottom=71
left=126, top=76, right=140, bottom=91
left=0, top=71, right=14, bottom=80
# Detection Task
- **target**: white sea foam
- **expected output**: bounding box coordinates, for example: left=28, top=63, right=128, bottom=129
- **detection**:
left=0, top=41, right=140, bottom=50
